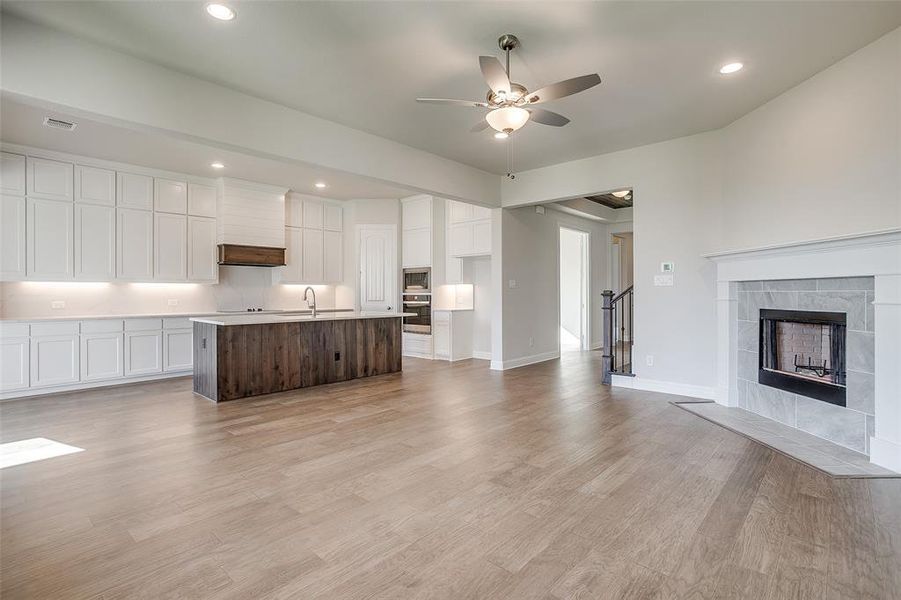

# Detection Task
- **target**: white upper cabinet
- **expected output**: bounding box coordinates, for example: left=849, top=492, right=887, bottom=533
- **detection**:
left=154, top=212, right=187, bottom=281
left=1, top=195, right=26, bottom=280
left=187, top=216, right=217, bottom=282
left=187, top=183, right=217, bottom=217
left=472, top=220, right=492, bottom=255
left=75, top=165, right=116, bottom=206
left=283, top=227, right=303, bottom=283
left=302, top=227, right=324, bottom=282
left=0, top=152, right=26, bottom=195
left=302, top=198, right=323, bottom=229
left=75, top=203, right=116, bottom=280
left=286, top=194, right=304, bottom=227
left=323, top=230, right=342, bottom=282
left=448, top=200, right=472, bottom=224
left=154, top=178, right=187, bottom=214
left=449, top=223, right=473, bottom=257
left=27, top=157, right=73, bottom=201
left=403, top=196, right=432, bottom=230
left=27, top=198, right=74, bottom=280
left=447, top=200, right=491, bottom=257
left=403, top=228, right=431, bottom=268
left=117, top=208, right=153, bottom=280
left=117, top=172, right=153, bottom=209
left=323, top=204, right=343, bottom=231
left=471, top=204, right=492, bottom=221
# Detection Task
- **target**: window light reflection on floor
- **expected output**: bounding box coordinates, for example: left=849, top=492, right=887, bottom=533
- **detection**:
left=0, top=437, right=84, bottom=469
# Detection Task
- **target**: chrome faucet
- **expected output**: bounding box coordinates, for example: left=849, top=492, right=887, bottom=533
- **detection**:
left=303, top=286, right=317, bottom=317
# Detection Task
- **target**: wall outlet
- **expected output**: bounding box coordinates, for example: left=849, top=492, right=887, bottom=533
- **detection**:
left=167, top=299, right=179, bottom=306
left=529, top=336, right=534, bottom=348
left=646, top=355, right=654, bottom=366
left=51, top=300, right=65, bottom=310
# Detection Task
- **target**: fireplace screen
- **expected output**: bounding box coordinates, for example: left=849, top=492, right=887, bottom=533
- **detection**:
left=759, top=309, right=846, bottom=407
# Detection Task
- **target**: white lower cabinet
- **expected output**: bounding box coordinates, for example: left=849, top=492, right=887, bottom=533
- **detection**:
left=402, top=332, right=433, bottom=359
left=125, top=330, right=163, bottom=376
left=27, top=197, right=74, bottom=280
left=163, top=329, right=193, bottom=372
left=75, top=203, right=116, bottom=280
left=30, top=334, right=80, bottom=388
left=81, top=333, right=124, bottom=381
left=432, top=310, right=474, bottom=361
left=1, top=336, right=30, bottom=391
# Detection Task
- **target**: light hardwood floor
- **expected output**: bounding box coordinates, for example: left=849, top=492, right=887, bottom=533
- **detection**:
left=2, top=352, right=899, bottom=599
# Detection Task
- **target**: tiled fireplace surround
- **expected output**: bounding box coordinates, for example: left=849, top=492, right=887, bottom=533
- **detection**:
left=709, top=229, right=901, bottom=472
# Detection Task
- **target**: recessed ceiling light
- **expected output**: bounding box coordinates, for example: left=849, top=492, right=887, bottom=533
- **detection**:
left=314, top=182, right=327, bottom=189
left=494, top=132, right=509, bottom=140
left=612, top=190, right=631, bottom=198
left=205, top=3, right=235, bottom=20
left=719, top=62, right=743, bottom=75
left=210, top=162, right=225, bottom=169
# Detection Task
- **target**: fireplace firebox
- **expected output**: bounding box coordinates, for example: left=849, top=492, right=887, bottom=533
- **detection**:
left=758, top=309, right=847, bottom=407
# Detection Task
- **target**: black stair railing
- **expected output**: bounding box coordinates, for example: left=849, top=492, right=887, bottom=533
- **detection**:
left=602, top=286, right=633, bottom=384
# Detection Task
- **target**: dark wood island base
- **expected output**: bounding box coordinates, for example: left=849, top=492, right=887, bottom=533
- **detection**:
left=192, top=316, right=402, bottom=402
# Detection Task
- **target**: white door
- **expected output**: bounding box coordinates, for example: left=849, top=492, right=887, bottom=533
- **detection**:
left=323, top=230, right=342, bottom=283
left=187, top=216, right=217, bottom=282
left=27, top=198, right=74, bottom=280
left=125, top=331, right=163, bottom=376
left=81, top=333, right=124, bottom=381
left=163, top=330, right=193, bottom=372
left=30, top=335, right=80, bottom=387
left=302, top=227, right=324, bottom=283
left=117, top=208, right=153, bottom=280
left=358, top=224, right=397, bottom=312
left=0, top=337, right=29, bottom=391
left=75, top=203, right=116, bottom=280
left=154, top=213, right=187, bottom=280
left=1, top=195, right=26, bottom=280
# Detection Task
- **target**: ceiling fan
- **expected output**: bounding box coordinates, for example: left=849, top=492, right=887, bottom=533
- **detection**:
left=416, top=34, right=602, bottom=138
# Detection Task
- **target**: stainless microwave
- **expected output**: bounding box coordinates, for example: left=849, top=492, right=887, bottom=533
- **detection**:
left=403, top=268, right=430, bottom=293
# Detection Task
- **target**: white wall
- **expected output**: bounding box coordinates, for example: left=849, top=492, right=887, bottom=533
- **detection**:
left=559, top=228, right=583, bottom=339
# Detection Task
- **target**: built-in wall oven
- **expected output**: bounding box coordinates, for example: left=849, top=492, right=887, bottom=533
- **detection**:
left=402, top=268, right=431, bottom=334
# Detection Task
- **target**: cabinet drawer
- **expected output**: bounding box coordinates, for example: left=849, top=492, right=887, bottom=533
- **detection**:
left=0, top=322, right=29, bottom=337
left=31, top=321, right=80, bottom=336
left=81, top=319, right=124, bottom=334
left=125, top=318, right=162, bottom=331
left=163, top=317, right=192, bottom=330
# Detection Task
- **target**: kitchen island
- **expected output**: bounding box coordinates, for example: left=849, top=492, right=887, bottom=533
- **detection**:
left=190, top=312, right=410, bottom=402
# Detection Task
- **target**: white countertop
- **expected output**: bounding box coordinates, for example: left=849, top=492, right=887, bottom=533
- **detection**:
left=191, top=311, right=414, bottom=326
left=0, top=308, right=354, bottom=323
left=432, top=307, right=474, bottom=311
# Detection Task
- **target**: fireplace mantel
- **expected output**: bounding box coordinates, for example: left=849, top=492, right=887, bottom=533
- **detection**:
left=708, top=228, right=901, bottom=472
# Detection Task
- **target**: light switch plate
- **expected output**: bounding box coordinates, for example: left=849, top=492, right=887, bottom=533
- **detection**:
left=508, top=279, right=517, bottom=289
left=661, top=261, right=675, bottom=273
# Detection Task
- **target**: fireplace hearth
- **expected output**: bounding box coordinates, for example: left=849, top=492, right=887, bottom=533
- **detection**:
left=759, top=309, right=846, bottom=407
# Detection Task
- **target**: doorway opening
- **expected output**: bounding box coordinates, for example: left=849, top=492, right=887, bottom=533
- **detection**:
left=609, top=232, right=634, bottom=370
left=559, top=226, right=590, bottom=352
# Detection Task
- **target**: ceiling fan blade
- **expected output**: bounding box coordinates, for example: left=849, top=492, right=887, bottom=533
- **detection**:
left=470, top=120, right=490, bottom=132
left=416, top=98, right=489, bottom=108
left=528, top=108, right=570, bottom=127
left=526, top=74, right=601, bottom=104
left=479, top=56, right=510, bottom=95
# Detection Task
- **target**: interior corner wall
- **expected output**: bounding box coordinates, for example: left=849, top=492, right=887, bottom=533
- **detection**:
left=338, top=199, right=402, bottom=310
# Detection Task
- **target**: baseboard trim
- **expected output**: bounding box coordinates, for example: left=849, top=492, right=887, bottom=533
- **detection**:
left=870, top=437, right=901, bottom=473
left=490, top=350, right=560, bottom=371
left=471, top=351, right=492, bottom=360
left=1, top=371, right=192, bottom=401
left=611, top=375, right=718, bottom=401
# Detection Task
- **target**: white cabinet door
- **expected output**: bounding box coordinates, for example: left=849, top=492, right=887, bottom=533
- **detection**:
left=75, top=166, right=116, bottom=206
left=448, top=200, right=472, bottom=224
left=124, top=331, right=163, bottom=376
left=154, top=213, right=187, bottom=281
left=163, top=329, right=193, bottom=372
left=187, top=216, right=217, bottom=282
left=323, top=230, right=342, bottom=283
left=0, top=337, right=29, bottom=391
left=75, top=203, right=115, bottom=280
left=283, top=227, right=303, bottom=283
left=187, top=183, right=217, bottom=217
left=27, top=198, right=74, bottom=280
left=446, top=255, right=462, bottom=284
left=403, top=228, right=431, bottom=267
left=1, top=195, right=26, bottom=280
left=154, top=178, right=187, bottom=214
left=471, top=205, right=492, bottom=221
left=472, top=220, right=492, bottom=255
left=302, top=199, right=323, bottom=229
left=27, top=157, right=73, bottom=201
left=80, top=332, right=123, bottom=381
left=302, top=228, right=323, bottom=283
left=323, top=204, right=343, bottom=231
left=117, top=172, right=153, bottom=209
left=117, top=208, right=153, bottom=280
left=30, top=335, right=79, bottom=387
left=402, top=197, right=432, bottom=230
left=433, top=321, right=450, bottom=360
left=286, top=195, right=303, bottom=228
left=448, top=222, right=473, bottom=257
left=0, top=152, right=26, bottom=195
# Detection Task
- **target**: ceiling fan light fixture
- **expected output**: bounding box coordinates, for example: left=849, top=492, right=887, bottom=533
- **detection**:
left=494, top=132, right=509, bottom=140
left=612, top=190, right=631, bottom=198
left=485, top=106, right=530, bottom=133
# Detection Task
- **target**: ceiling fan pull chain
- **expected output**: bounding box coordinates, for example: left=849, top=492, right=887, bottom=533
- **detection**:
left=507, top=136, right=515, bottom=180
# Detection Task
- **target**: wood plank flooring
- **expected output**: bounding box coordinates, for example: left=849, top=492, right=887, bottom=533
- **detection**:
left=1, top=352, right=899, bottom=599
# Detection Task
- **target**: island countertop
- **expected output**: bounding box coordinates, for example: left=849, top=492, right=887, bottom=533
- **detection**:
left=190, top=311, right=414, bottom=327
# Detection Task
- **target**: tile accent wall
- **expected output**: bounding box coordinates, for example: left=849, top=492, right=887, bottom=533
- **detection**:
left=735, top=277, right=875, bottom=454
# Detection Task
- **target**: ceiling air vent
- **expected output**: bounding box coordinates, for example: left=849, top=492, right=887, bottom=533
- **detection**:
left=42, top=117, right=77, bottom=131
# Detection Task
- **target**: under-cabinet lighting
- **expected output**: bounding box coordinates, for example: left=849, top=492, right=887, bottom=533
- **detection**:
left=20, top=281, right=110, bottom=288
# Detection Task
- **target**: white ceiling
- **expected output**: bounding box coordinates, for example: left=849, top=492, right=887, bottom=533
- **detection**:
left=3, top=1, right=901, bottom=175
left=0, top=98, right=413, bottom=200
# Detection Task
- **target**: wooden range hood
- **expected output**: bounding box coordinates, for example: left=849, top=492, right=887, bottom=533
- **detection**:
left=217, top=244, right=286, bottom=267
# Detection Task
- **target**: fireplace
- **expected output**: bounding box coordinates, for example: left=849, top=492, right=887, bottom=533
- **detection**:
left=758, top=309, right=847, bottom=407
